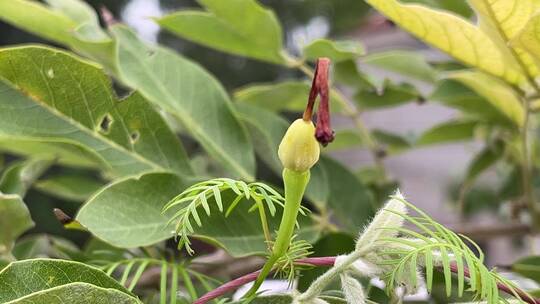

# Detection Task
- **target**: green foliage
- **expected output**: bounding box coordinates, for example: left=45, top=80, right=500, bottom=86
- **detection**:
left=157, top=0, right=286, bottom=64
left=0, top=194, right=33, bottom=257
left=0, top=158, right=53, bottom=196
left=0, top=46, right=192, bottom=176
left=77, top=172, right=189, bottom=248
left=163, top=177, right=307, bottom=254
left=234, top=81, right=345, bottom=113
left=363, top=50, right=436, bottom=82
left=111, top=25, right=255, bottom=180
left=34, top=173, right=104, bottom=202
left=302, top=39, right=365, bottom=62
left=364, top=0, right=526, bottom=85
left=512, top=256, right=540, bottom=284
left=1, top=0, right=540, bottom=303
left=0, top=258, right=138, bottom=303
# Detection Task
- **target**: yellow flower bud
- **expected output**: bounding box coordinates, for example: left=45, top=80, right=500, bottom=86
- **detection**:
left=278, top=118, right=320, bottom=172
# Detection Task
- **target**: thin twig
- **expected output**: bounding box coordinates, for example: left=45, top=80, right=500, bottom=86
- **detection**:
left=193, top=256, right=537, bottom=304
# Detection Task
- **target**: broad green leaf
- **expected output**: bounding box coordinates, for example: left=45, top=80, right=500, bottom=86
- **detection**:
left=328, top=129, right=412, bottom=154
left=156, top=0, right=285, bottom=64
left=464, top=143, right=503, bottom=183
left=417, top=120, right=477, bottom=146
left=35, top=174, right=104, bottom=202
left=0, top=258, right=135, bottom=303
left=373, top=129, right=413, bottom=153
left=334, top=59, right=380, bottom=89
left=303, top=39, right=365, bottom=62
left=0, top=46, right=192, bottom=177
left=0, top=137, right=107, bottom=169
left=306, top=162, right=330, bottom=207
left=326, top=130, right=364, bottom=151
left=0, top=158, right=53, bottom=196
left=4, top=282, right=141, bottom=304
left=468, top=0, right=540, bottom=79
left=234, top=81, right=345, bottom=113
left=0, top=194, right=33, bottom=256
left=355, top=80, right=421, bottom=109
left=111, top=26, right=255, bottom=180
left=319, top=156, right=374, bottom=233
left=431, top=80, right=515, bottom=125
left=77, top=171, right=318, bottom=255
left=512, top=256, right=540, bottom=284
left=77, top=172, right=189, bottom=248
left=235, top=103, right=288, bottom=173
left=0, top=0, right=114, bottom=69
left=363, top=50, right=436, bottom=82
left=364, top=0, right=526, bottom=85
left=12, top=234, right=80, bottom=261
left=445, top=71, right=524, bottom=126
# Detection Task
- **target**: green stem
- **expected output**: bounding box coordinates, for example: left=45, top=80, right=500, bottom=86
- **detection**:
left=245, top=168, right=310, bottom=297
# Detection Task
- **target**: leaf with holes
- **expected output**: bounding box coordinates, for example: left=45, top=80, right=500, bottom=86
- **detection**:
left=0, top=258, right=137, bottom=303
left=156, top=0, right=285, bottom=64
left=111, top=25, right=255, bottom=180
left=0, top=46, right=192, bottom=177
left=364, top=0, right=526, bottom=85
left=0, top=194, right=34, bottom=257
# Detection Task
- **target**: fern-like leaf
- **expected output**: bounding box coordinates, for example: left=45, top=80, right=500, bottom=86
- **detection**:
left=376, top=194, right=532, bottom=303
left=163, top=178, right=308, bottom=255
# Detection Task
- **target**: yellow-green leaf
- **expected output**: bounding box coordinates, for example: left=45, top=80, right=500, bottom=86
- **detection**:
left=365, top=0, right=526, bottom=84
left=445, top=71, right=524, bottom=126
left=514, top=13, right=540, bottom=63
left=468, top=0, right=540, bottom=79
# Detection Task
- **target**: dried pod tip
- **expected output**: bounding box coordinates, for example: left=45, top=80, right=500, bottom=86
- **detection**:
left=303, top=58, right=334, bottom=146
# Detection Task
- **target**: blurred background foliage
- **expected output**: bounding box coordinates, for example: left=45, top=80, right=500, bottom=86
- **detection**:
left=2, top=0, right=540, bottom=303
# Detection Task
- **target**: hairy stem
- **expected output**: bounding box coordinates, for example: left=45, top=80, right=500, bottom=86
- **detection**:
left=194, top=256, right=538, bottom=304
left=245, top=169, right=310, bottom=297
